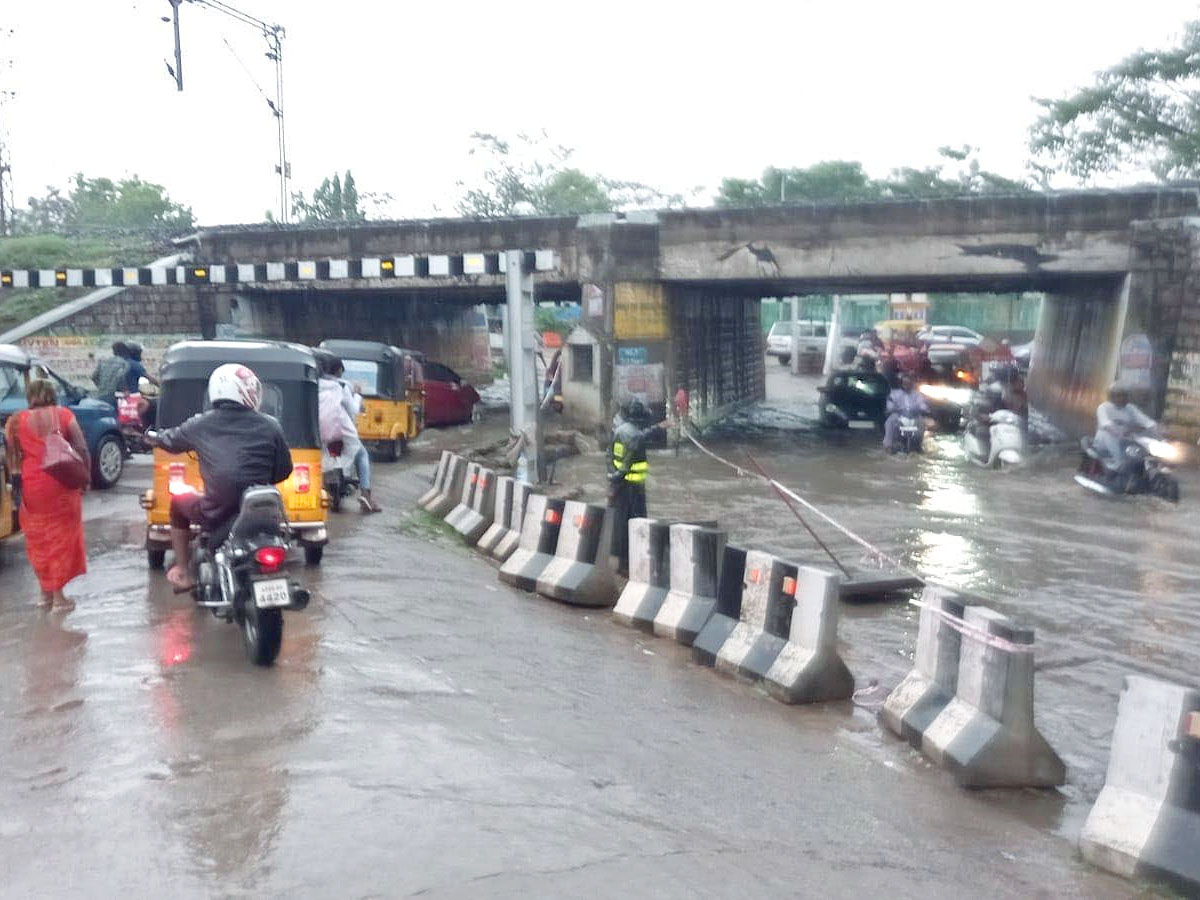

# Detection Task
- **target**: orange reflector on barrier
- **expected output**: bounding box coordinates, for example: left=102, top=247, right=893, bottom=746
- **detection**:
left=1185, top=711, right=1200, bottom=740
left=781, top=576, right=797, bottom=596
left=748, top=568, right=761, bottom=584
left=572, top=515, right=583, bottom=528
left=545, top=508, right=561, bottom=525
left=470, top=473, right=478, bottom=485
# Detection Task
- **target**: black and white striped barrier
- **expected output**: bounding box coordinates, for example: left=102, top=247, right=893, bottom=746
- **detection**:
left=444, top=462, right=481, bottom=531
left=880, top=587, right=966, bottom=746
left=475, top=475, right=515, bottom=557
left=453, top=467, right=496, bottom=545
left=489, top=481, right=533, bottom=564
left=0, top=250, right=558, bottom=290
left=652, top=524, right=725, bottom=646
left=763, top=566, right=854, bottom=705
left=498, top=494, right=564, bottom=592
left=612, top=518, right=672, bottom=631
left=919, top=606, right=1065, bottom=788
left=535, top=502, right=619, bottom=607
left=1080, top=675, right=1199, bottom=893
left=691, top=544, right=748, bottom=667
left=423, top=454, right=467, bottom=518
left=715, top=551, right=798, bottom=681
left=417, top=451, right=453, bottom=510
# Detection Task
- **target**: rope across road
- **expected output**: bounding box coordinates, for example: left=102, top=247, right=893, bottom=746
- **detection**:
left=680, top=424, right=1035, bottom=654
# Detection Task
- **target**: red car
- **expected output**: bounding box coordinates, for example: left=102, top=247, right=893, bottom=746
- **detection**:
left=422, top=361, right=480, bottom=426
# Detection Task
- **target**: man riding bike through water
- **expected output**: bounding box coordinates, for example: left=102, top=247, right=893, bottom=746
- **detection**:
left=150, top=363, right=293, bottom=590
left=1094, top=382, right=1158, bottom=477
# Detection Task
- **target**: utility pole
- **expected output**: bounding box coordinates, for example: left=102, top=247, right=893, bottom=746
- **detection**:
left=506, top=251, right=542, bottom=483
left=165, top=0, right=289, bottom=221
left=0, top=27, right=14, bottom=236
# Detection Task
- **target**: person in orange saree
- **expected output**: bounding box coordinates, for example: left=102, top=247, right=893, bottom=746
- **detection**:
left=4, top=379, right=90, bottom=611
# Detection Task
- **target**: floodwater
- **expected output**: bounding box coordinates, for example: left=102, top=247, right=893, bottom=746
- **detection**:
left=544, top=361, right=1200, bottom=837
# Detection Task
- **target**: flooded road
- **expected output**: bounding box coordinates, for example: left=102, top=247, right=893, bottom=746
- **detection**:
left=0, top=377, right=1181, bottom=895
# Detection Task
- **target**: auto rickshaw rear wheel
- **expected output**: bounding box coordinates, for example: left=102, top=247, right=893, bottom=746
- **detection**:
left=147, top=548, right=166, bottom=569
left=304, top=545, right=324, bottom=566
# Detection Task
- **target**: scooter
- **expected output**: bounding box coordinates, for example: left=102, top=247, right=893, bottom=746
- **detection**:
left=185, top=484, right=310, bottom=665
left=963, top=409, right=1026, bottom=468
left=1075, top=431, right=1182, bottom=502
left=322, top=439, right=360, bottom=513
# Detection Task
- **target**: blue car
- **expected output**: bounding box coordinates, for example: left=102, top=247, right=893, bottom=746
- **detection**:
left=0, top=344, right=126, bottom=489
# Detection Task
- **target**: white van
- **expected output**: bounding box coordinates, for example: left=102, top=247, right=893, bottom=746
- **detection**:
left=766, top=320, right=828, bottom=365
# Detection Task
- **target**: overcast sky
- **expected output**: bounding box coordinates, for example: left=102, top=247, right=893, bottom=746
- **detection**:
left=2, top=1, right=1198, bottom=225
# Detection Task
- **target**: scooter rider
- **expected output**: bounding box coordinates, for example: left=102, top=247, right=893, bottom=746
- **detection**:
left=150, top=363, right=293, bottom=590
left=608, top=398, right=667, bottom=576
left=883, top=374, right=929, bottom=452
left=1095, top=383, right=1158, bottom=473
left=316, top=352, right=381, bottom=513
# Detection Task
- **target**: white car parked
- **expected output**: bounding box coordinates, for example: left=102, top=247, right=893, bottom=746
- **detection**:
left=766, top=320, right=829, bottom=365
left=917, top=325, right=984, bottom=346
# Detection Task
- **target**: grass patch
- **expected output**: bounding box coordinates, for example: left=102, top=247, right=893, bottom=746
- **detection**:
left=396, top=508, right=461, bottom=541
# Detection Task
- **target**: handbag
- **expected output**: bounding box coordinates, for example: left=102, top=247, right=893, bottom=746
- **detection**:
left=32, top=407, right=90, bottom=490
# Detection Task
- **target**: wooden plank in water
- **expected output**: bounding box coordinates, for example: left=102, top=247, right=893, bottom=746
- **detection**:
left=839, top=571, right=924, bottom=603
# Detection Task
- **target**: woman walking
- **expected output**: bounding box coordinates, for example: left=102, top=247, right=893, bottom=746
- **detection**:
left=4, top=379, right=90, bottom=610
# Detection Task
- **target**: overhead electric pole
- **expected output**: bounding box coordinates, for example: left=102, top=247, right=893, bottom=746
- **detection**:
left=164, top=0, right=289, bottom=221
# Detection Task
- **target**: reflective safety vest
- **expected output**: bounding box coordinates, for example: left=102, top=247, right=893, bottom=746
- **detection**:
left=611, top=439, right=649, bottom=484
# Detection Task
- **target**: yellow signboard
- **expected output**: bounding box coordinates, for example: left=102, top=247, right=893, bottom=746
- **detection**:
left=613, top=282, right=668, bottom=340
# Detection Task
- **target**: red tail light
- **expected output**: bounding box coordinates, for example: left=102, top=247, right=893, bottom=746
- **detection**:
left=294, top=464, right=311, bottom=494
left=169, top=462, right=186, bottom=484
left=545, top=508, right=561, bottom=525
left=255, top=546, right=286, bottom=573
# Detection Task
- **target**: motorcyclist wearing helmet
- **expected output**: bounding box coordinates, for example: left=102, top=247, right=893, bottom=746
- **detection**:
left=1095, top=383, right=1157, bottom=470
left=152, top=363, right=293, bottom=590
left=607, top=397, right=667, bottom=575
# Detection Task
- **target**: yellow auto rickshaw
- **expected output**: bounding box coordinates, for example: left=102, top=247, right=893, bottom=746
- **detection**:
left=141, top=340, right=329, bottom=568
left=0, top=429, right=15, bottom=544
left=318, top=339, right=424, bottom=460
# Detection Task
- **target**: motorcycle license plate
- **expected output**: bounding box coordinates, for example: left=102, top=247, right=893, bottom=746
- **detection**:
left=253, top=578, right=290, bottom=608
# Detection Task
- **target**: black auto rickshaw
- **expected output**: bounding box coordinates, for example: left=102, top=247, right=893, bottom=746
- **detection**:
left=142, top=340, right=329, bottom=567
left=318, top=339, right=424, bottom=460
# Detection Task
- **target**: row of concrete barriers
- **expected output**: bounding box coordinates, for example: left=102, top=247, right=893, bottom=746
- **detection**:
left=416, top=450, right=1198, bottom=894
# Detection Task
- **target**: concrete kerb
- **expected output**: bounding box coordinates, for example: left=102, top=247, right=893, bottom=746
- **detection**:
left=1080, top=675, right=1200, bottom=893
left=498, top=494, right=565, bottom=592
left=535, top=501, right=619, bottom=607
left=426, top=454, right=467, bottom=518
left=921, top=606, right=1066, bottom=788
left=444, top=461, right=481, bottom=529
left=652, top=524, right=725, bottom=646
left=453, top=466, right=497, bottom=545
left=692, top=544, right=748, bottom=667
left=715, top=550, right=797, bottom=682
left=490, top=481, right=533, bottom=564
left=764, top=565, right=854, bottom=704
left=881, top=586, right=967, bottom=746
left=612, top=518, right=672, bottom=631
left=417, top=450, right=452, bottom=509
left=476, top=475, right=515, bottom=556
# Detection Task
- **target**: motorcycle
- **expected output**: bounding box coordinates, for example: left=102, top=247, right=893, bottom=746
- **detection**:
left=115, top=378, right=158, bottom=455
left=963, top=408, right=1026, bottom=468
left=322, top=439, right=360, bottom=513
left=1075, top=431, right=1182, bottom=502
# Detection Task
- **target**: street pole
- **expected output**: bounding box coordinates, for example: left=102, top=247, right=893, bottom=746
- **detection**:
left=824, top=294, right=842, bottom=376
left=505, top=251, right=540, bottom=483
left=789, top=296, right=801, bottom=376
left=171, top=0, right=184, bottom=91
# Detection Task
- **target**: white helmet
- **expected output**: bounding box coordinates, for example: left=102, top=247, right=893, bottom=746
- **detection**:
left=208, top=363, right=262, bottom=410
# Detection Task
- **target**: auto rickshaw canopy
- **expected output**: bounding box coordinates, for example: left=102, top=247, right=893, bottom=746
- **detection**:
left=318, top=339, right=424, bottom=400
left=156, top=340, right=320, bottom=448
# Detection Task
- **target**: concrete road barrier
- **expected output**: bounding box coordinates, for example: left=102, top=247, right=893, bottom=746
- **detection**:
left=715, top=551, right=797, bottom=682
left=764, top=565, right=854, bottom=704
left=498, top=494, right=565, bottom=592
left=426, top=454, right=467, bottom=518
left=652, top=524, right=725, bottom=646
left=453, top=466, right=497, bottom=545
left=476, top=475, right=515, bottom=556
left=444, top=462, right=480, bottom=529
left=1080, top=675, right=1200, bottom=893
left=417, top=450, right=452, bottom=509
left=692, top=544, right=748, bottom=667
left=612, top=518, right=672, bottom=631
left=921, top=606, right=1066, bottom=788
left=881, top=587, right=966, bottom=746
left=535, top=502, right=619, bottom=607
left=490, top=481, right=533, bottom=564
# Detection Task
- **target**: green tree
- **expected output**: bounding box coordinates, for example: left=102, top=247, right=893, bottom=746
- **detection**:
left=291, top=169, right=374, bottom=222
left=16, top=174, right=194, bottom=232
left=1030, top=22, right=1200, bottom=180
left=456, top=131, right=679, bottom=217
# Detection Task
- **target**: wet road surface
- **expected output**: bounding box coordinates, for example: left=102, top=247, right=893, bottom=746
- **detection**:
left=0, top=381, right=1181, bottom=895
